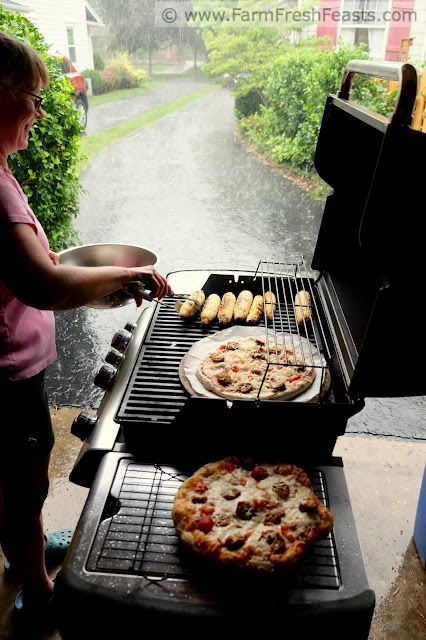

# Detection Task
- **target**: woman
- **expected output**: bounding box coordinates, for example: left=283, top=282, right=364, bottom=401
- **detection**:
left=0, top=31, right=172, bottom=616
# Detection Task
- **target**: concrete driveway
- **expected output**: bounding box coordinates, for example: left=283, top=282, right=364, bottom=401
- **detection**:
left=84, top=77, right=211, bottom=135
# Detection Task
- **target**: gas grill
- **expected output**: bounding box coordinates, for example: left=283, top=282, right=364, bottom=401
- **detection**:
left=54, top=60, right=426, bottom=638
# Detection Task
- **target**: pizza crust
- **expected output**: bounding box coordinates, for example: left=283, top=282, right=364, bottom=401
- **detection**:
left=172, top=457, right=334, bottom=572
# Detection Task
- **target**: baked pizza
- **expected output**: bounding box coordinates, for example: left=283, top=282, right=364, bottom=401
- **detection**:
left=172, top=457, right=333, bottom=572
left=195, top=336, right=315, bottom=401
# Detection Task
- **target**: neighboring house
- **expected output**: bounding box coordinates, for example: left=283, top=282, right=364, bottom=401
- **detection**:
left=1, top=0, right=104, bottom=70
left=316, top=0, right=426, bottom=62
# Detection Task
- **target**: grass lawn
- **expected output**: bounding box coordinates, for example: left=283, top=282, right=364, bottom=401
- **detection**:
left=135, top=63, right=176, bottom=73
left=88, top=82, right=165, bottom=107
left=78, top=84, right=217, bottom=173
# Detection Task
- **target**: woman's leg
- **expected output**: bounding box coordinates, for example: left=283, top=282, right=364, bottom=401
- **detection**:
left=0, top=453, right=54, bottom=601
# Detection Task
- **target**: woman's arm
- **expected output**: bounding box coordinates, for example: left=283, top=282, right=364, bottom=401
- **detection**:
left=0, top=223, right=172, bottom=310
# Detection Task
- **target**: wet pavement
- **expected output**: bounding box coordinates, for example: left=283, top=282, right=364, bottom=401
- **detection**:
left=84, top=77, right=210, bottom=135
left=45, top=81, right=426, bottom=443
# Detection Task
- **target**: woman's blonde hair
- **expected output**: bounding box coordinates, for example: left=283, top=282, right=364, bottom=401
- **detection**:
left=0, top=31, right=49, bottom=90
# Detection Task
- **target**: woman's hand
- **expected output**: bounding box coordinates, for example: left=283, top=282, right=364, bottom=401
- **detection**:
left=2, top=223, right=174, bottom=311
left=48, top=250, right=60, bottom=265
left=128, top=265, right=173, bottom=307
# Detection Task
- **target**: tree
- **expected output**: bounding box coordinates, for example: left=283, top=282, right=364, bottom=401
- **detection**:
left=94, top=0, right=175, bottom=76
left=0, top=8, right=83, bottom=251
left=194, top=0, right=319, bottom=102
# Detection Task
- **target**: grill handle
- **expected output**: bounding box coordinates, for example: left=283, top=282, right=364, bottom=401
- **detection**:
left=338, top=59, right=418, bottom=127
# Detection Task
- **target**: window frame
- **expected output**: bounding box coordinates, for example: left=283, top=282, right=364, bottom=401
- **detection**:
left=66, top=27, right=77, bottom=64
left=337, top=0, right=392, bottom=58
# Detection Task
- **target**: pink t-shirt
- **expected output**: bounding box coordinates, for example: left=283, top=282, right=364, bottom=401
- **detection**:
left=0, top=165, right=57, bottom=381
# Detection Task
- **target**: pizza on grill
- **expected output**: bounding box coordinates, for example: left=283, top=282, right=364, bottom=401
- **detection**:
left=195, top=336, right=315, bottom=401
left=172, top=457, right=333, bottom=572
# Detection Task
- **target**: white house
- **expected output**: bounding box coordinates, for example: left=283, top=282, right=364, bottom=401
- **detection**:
left=1, top=0, right=104, bottom=70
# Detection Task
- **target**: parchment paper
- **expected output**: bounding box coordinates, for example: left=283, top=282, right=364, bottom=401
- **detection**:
left=180, top=326, right=327, bottom=402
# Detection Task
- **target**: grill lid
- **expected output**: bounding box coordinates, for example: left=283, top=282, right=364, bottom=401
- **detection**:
left=312, top=60, right=426, bottom=399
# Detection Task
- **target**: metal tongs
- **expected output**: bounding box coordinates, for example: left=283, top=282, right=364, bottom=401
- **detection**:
left=123, top=281, right=202, bottom=311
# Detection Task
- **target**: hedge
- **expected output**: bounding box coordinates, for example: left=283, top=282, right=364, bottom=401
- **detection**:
left=0, top=7, right=83, bottom=251
left=82, top=52, right=147, bottom=96
left=239, top=43, right=397, bottom=172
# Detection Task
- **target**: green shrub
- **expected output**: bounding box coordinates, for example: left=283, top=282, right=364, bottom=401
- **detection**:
left=93, top=51, right=105, bottom=71
left=240, top=42, right=397, bottom=172
left=107, top=67, right=137, bottom=90
left=81, top=68, right=105, bottom=95
left=108, top=51, right=147, bottom=86
left=99, top=68, right=116, bottom=93
left=0, top=7, right=83, bottom=251
left=235, top=88, right=263, bottom=118
left=96, top=66, right=139, bottom=93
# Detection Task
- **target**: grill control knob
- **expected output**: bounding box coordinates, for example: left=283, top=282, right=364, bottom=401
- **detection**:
left=124, top=322, right=136, bottom=333
left=94, top=364, right=117, bottom=390
left=105, top=347, right=123, bottom=368
left=111, top=328, right=132, bottom=353
left=71, top=411, right=97, bottom=441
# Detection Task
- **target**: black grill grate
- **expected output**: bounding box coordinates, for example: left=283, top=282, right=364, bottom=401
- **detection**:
left=86, top=461, right=341, bottom=590
left=116, top=268, right=327, bottom=425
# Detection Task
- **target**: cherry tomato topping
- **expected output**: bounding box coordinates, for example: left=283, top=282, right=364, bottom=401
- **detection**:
left=201, top=506, right=215, bottom=515
left=197, top=513, right=214, bottom=533
left=288, top=374, right=301, bottom=383
left=224, top=462, right=236, bottom=472
left=281, top=524, right=297, bottom=540
left=194, top=481, right=208, bottom=493
left=251, top=466, right=269, bottom=481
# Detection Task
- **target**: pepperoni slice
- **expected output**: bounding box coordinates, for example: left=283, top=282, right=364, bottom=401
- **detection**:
left=251, top=466, right=269, bottom=481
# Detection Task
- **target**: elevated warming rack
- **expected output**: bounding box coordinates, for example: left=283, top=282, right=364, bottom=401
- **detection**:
left=254, top=259, right=330, bottom=394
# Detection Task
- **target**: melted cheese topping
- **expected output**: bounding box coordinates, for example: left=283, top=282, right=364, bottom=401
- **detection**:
left=199, top=337, right=314, bottom=397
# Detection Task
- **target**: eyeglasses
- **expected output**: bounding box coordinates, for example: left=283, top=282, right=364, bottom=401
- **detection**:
left=0, top=83, right=43, bottom=110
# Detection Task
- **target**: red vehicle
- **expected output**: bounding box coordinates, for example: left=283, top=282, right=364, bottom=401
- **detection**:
left=53, top=53, right=89, bottom=130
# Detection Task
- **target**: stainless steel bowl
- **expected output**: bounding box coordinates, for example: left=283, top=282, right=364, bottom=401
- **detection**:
left=58, top=243, right=160, bottom=309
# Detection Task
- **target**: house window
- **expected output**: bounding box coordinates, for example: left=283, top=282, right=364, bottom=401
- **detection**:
left=67, top=28, right=76, bottom=63
left=339, top=0, right=390, bottom=57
